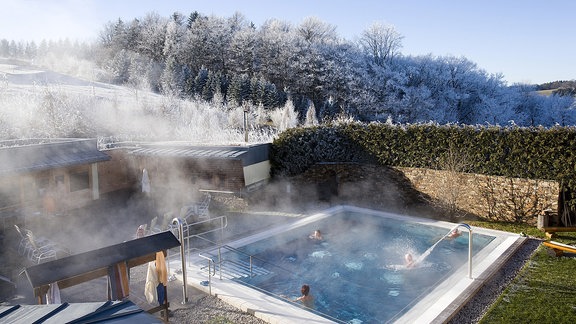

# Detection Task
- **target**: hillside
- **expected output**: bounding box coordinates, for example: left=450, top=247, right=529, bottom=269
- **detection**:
left=536, top=80, right=576, bottom=97
left=0, top=58, right=281, bottom=144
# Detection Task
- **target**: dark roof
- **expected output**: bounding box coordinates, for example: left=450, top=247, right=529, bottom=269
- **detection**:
left=25, top=231, right=180, bottom=289
left=0, top=300, right=162, bottom=323
left=0, top=138, right=110, bottom=176
left=130, top=146, right=246, bottom=159
left=129, top=143, right=270, bottom=166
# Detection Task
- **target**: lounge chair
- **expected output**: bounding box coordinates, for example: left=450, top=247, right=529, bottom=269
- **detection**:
left=25, top=230, right=71, bottom=262
left=148, top=216, right=164, bottom=234
left=25, top=232, right=58, bottom=264
left=14, top=224, right=33, bottom=256
left=134, top=224, right=147, bottom=238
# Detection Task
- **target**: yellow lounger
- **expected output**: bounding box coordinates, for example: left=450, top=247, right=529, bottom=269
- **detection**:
left=543, top=240, right=576, bottom=256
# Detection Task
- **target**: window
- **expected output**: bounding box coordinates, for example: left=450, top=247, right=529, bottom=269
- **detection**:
left=70, top=171, right=89, bottom=192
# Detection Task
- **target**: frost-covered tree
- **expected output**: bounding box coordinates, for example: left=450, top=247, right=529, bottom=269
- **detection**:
left=305, top=101, right=319, bottom=126
left=228, top=26, right=257, bottom=75
left=358, top=22, right=403, bottom=66
left=160, top=19, right=185, bottom=95
left=255, top=19, right=296, bottom=88
left=108, top=49, right=132, bottom=84
left=296, top=16, right=338, bottom=46
left=536, top=93, right=576, bottom=126
left=182, top=15, right=232, bottom=74
left=249, top=76, right=265, bottom=106
left=226, top=73, right=252, bottom=107
left=85, top=10, right=575, bottom=128
left=24, top=41, right=37, bottom=59
left=269, top=97, right=299, bottom=131
left=137, top=13, right=167, bottom=62
left=0, top=39, right=9, bottom=57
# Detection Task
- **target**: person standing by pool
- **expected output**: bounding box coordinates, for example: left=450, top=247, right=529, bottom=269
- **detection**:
left=295, top=284, right=315, bottom=308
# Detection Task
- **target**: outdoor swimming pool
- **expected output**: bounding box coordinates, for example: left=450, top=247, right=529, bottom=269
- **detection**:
left=221, top=209, right=493, bottom=323
left=178, top=206, right=524, bottom=324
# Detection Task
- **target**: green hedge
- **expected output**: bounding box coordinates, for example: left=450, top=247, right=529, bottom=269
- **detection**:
left=271, top=123, right=576, bottom=203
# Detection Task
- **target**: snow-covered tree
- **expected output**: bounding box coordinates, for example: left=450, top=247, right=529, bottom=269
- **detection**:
left=137, top=13, right=167, bottom=62
left=296, top=16, right=338, bottom=46
left=305, top=101, right=319, bottom=126
left=358, top=22, right=403, bottom=66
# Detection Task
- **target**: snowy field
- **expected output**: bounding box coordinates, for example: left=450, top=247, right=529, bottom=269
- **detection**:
left=0, top=58, right=286, bottom=144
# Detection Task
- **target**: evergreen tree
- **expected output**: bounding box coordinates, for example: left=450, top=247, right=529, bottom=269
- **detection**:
left=262, top=82, right=280, bottom=108
left=305, top=101, right=319, bottom=126
left=194, top=67, right=209, bottom=96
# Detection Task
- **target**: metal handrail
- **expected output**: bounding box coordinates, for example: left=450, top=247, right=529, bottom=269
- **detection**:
left=168, top=215, right=228, bottom=266
left=171, top=218, right=188, bottom=304
left=193, top=239, right=295, bottom=280
left=198, top=253, right=216, bottom=295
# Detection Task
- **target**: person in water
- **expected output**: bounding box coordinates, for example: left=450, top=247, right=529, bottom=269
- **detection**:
left=295, top=284, right=315, bottom=308
left=404, top=253, right=415, bottom=268
left=446, top=228, right=462, bottom=240
left=309, top=229, right=323, bottom=241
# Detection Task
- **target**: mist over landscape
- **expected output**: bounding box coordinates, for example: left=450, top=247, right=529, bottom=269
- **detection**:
left=1, top=10, right=575, bottom=142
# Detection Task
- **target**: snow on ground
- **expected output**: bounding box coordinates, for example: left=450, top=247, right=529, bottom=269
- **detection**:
left=0, top=58, right=276, bottom=144
left=0, top=59, right=162, bottom=103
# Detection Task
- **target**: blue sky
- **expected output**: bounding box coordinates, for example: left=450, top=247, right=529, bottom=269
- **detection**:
left=1, top=0, right=574, bottom=84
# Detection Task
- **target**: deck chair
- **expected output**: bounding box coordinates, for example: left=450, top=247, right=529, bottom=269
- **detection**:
left=135, top=224, right=147, bottom=238
left=14, top=225, right=54, bottom=257
left=148, top=216, right=163, bottom=234
left=14, top=224, right=33, bottom=256
left=26, top=230, right=71, bottom=261
left=25, top=232, right=57, bottom=264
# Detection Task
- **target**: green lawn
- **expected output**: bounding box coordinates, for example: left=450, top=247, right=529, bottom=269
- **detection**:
left=467, top=221, right=576, bottom=323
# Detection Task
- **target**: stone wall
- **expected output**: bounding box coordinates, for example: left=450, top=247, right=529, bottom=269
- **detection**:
left=397, top=167, right=559, bottom=224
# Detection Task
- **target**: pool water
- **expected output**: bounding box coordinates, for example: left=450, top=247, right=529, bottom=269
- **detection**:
left=225, top=211, right=494, bottom=323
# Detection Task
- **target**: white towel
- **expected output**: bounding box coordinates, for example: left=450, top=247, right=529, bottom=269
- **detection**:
left=46, top=282, right=61, bottom=304
left=144, top=261, right=159, bottom=304
left=141, top=169, right=151, bottom=193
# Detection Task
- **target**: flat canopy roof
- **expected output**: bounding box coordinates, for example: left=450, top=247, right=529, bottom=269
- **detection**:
left=25, top=231, right=180, bottom=289
left=128, top=143, right=270, bottom=166
left=0, top=138, right=110, bottom=175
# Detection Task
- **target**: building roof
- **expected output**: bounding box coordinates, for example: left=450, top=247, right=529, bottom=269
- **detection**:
left=0, top=138, right=110, bottom=176
left=0, top=300, right=162, bottom=323
left=128, top=143, right=270, bottom=166
left=130, top=146, right=246, bottom=159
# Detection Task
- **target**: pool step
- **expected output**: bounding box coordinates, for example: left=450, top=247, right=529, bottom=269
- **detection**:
left=203, top=259, right=271, bottom=279
left=219, top=259, right=271, bottom=279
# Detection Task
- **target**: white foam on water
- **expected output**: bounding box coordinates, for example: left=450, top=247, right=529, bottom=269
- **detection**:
left=345, top=261, right=364, bottom=270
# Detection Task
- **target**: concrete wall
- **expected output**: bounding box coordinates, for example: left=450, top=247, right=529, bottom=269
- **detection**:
left=297, top=163, right=559, bottom=223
